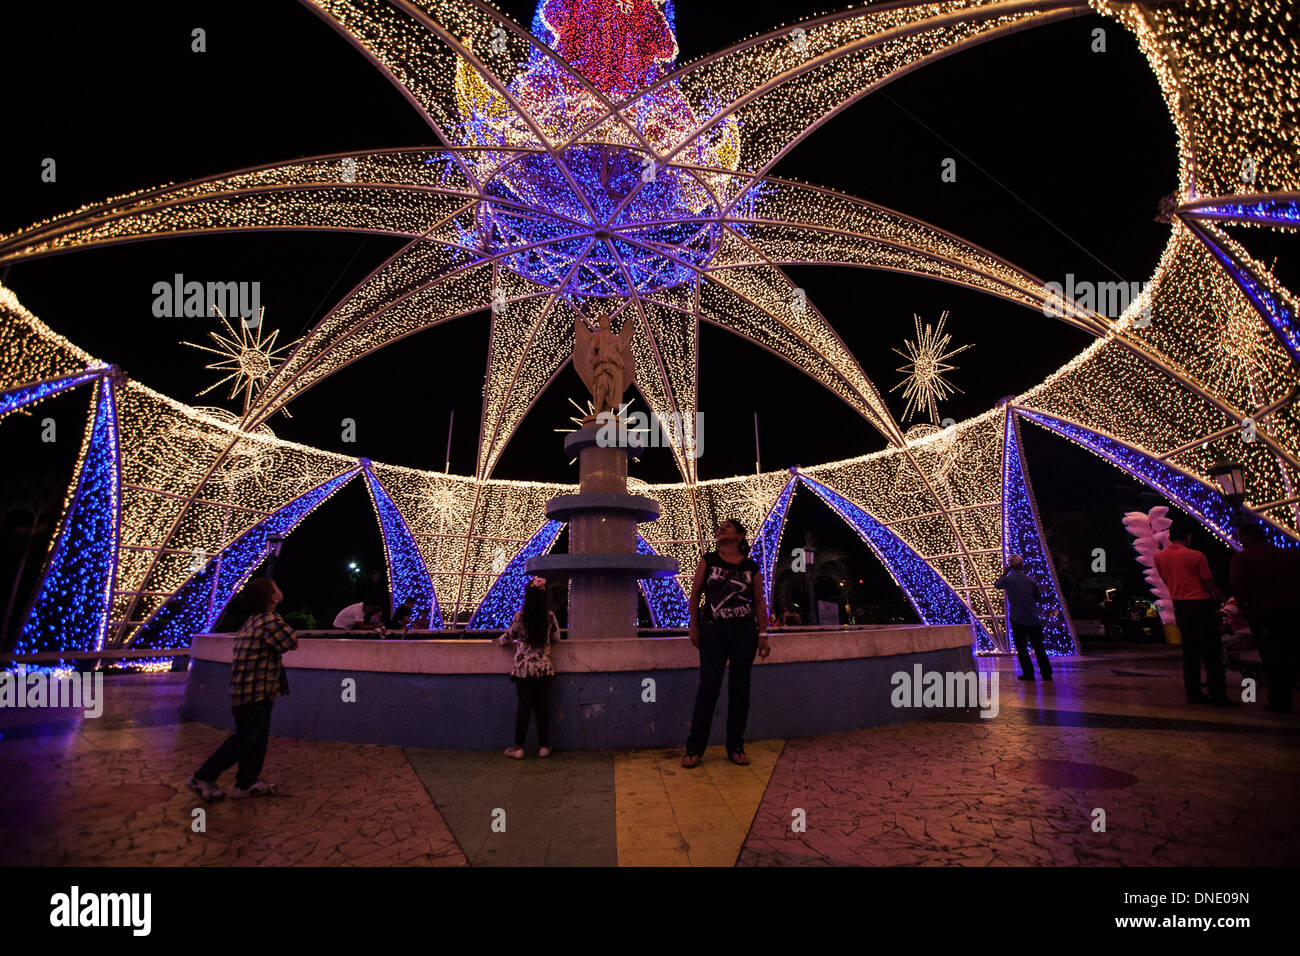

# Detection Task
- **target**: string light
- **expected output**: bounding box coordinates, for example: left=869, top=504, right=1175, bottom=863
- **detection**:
left=0, top=367, right=103, bottom=419
left=182, top=310, right=296, bottom=410
left=1001, top=409, right=1075, bottom=655
left=467, top=519, right=564, bottom=628
left=891, top=312, right=971, bottom=425
left=13, top=379, right=119, bottom=661
left=797, top=473, right=994, bottom=651
left=0, top=0, right=1101, bottom=484
left=0, top=0, right=1296, bottom=654
left=747, top=475, right=797, bottom=616
left=130, top=468, right=360, bottom=650
left=636, top=534, right=689, bottom=627
left=361, top=464, right=442, bottom=628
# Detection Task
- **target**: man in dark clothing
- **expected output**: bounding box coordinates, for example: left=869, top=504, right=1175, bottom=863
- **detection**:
left=1230, top=522, right=1300, bottom=714
left=994, top=555, right=1052, bottom=681
left=1155, top=517, right=1237, bottom=706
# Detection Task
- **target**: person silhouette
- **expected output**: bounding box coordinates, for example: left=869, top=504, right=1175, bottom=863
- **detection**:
left=682, top=518, right=771, bottom=768
left=994, top=555, right=1052, bottom=681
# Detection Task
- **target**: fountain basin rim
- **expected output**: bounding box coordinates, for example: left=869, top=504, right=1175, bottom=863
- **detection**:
left=526, top=552, right=679, bottom=577
left=188, top=624, right=972, bottom=674
left=545, top=492, right=661, bottom=522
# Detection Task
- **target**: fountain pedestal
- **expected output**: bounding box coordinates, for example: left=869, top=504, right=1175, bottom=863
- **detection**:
left=526, top=423, right=677, bottom=639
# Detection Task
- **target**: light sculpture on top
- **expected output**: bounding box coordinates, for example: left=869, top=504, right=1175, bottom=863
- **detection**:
left=0, top=0, right=1297, bottom=652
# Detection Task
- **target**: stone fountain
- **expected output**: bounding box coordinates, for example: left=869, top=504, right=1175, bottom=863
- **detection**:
left=525, top=315, right=677, bottom=639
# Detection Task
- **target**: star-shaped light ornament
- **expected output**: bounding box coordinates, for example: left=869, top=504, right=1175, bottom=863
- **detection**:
left=891, top=312, right=972, bottom=425
left=182, top=309, right=297, bottom=414
left=557, top=398, right=644, bottom=464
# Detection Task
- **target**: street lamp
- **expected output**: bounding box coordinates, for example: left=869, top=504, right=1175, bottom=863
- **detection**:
left=265, top=533, right=284, bottom=579
left=802, top=536, right=817, bottom=626
left=1208, top=458, right=1247, bottom=508
left=347, top=561, right=361, bottom=598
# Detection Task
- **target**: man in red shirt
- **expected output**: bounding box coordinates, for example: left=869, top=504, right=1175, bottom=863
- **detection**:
left=1154, top=517, right=1236, bottom=706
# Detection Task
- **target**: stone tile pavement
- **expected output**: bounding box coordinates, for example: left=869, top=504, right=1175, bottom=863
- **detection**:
left=2, top=648, right=1296, bottom=866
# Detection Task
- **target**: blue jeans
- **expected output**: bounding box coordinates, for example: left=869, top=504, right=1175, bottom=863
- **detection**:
left=686, top=617, right=759, bottom=756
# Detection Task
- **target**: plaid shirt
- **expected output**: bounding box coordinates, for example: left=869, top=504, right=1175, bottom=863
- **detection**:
left=230, top=612, right=298, bottom=706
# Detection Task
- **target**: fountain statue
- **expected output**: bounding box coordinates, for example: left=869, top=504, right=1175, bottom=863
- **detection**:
left=526, top=314, right=678, bottom=639
left=574, top=314, right=636, bottom=418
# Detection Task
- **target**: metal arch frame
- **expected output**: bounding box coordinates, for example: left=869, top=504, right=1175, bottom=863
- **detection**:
left=1178, top=192, right=1300, bottom=230
left=1177, top=212, right=1300, bottom=369
left=2, top=0, right=1297, bottom=647
left=465, top=518, right=564, bottom=629
left=1012, top=405, right=1300, bottom=551
left=126, top=466, right=364, bottom=649
left=562, top=0, right=1093, bottom=188
left=1000, top=403, right=1078, bottom=655
left=360, top=460, right=442, bottom=629
left=0, top=0, right=1117, bottom=492
left=0, top=366, right=106, bottom=419
left=12, top=371, right=122, bottom=658
left=795, top=471, right=996, bottom=650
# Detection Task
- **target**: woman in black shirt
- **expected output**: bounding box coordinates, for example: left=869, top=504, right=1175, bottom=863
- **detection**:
left=682, top=518, right=771, bottom=767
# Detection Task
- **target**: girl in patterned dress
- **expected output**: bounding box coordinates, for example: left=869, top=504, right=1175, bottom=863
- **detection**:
left=499, top=577, right=560, bottom=758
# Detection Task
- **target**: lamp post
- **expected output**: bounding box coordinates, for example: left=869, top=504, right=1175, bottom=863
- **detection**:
left=803, top=533, right=817, bottom=626
left=1208, top=458, right=1247, bottom=510
left=265, top=533, right=284, bottom=579
left=347, top=561, right=361, bottom=599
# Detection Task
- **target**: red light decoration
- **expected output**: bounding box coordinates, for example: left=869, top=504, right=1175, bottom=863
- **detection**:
left=535, top=0, right=678, bottom=97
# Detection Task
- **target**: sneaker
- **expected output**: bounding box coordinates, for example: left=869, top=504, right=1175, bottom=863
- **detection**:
left=1210, top=698, right=1240, bottom=709
left=186, top=776, right=224, bottom=803
left=1187, top=693, right=1213, bottom=704
left=538, top=746, right=552, bottom=758
left=1017, top=674, right=1035, bottom=681
left=504, top=747, right=525, bottom=759
left=231, top=780, right=280, bottom=798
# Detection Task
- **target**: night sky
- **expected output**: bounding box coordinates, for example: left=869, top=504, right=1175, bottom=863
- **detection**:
left=0, top=0, right=1256, bottom=631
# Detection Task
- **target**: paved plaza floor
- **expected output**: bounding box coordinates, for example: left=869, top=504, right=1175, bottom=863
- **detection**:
left=1, top=646, right=1296, bottom=867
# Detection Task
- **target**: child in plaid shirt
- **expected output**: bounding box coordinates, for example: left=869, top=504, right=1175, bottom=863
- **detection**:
left=188, top=577, right=297, bottom=802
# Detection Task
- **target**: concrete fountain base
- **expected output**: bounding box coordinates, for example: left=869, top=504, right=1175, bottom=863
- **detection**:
left=181, top=624, right=976, bottom=750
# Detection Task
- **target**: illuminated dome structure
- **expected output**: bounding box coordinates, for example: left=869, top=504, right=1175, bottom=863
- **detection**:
left=1, top=0, right=1297, bottom=665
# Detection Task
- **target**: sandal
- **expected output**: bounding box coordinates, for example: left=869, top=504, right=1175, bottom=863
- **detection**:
left=681, top=752, right=702, bottom=769
left=231, top=780, right=280, bottom=798
left=726, top=751, right=750, bottom=766
left=186, top=775, right=225, bottom=803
